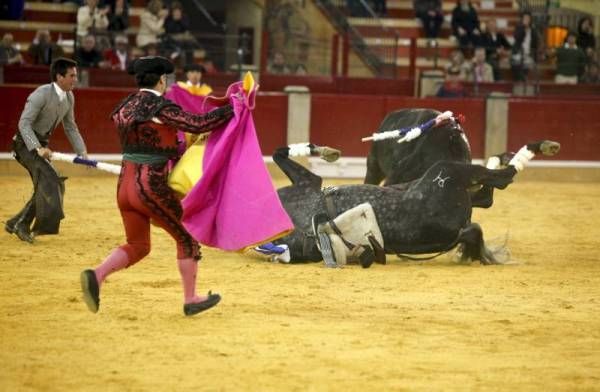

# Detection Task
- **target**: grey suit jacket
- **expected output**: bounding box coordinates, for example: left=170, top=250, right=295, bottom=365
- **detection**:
left=18, top=83, right=87, bottom=155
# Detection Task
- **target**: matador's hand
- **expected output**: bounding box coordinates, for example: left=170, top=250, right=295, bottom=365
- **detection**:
left=36, top=147, right=52, bottom=160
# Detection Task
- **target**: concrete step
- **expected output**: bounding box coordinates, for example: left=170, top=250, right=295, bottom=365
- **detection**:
left=387, top=7, right=519, bottom=20
left=387, top=0, right=516, bottom=10
left=351, top=18, right=515, bottom=39
left=363, top=37, right=457, bottom=58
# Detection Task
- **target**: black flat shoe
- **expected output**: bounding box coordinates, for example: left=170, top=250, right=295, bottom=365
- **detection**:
left=14, top=224, right=34, bottom=243
left=5, top=222, right=15, bottom=234
left=80, top=269, right=100, bottom=313
left=183, top=292, right=221, bottom=316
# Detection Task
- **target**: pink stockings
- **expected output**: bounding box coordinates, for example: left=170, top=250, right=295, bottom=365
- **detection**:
left=94, top=249, right=203, bottom=305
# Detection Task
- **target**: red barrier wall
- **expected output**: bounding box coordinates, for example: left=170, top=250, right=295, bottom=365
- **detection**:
left=252, top=93, right=288, bottom=155
left=310, top=94, right=388, bottom=157
left=508, top=98, right=600, bottom=161
left=0, top=85, right=287, bottom=155
left=310, top=95, right=486, bottom=158
left=2, top=85, right=597, bottom=163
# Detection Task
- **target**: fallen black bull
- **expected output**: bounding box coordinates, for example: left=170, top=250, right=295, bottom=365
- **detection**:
left=253, top=109, right=560, bottom=268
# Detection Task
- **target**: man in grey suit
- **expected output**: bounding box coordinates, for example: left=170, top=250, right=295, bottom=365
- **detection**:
left=6, top=58, right=88, bottom=243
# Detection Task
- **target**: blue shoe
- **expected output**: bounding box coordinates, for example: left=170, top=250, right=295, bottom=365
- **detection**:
left=255, top=242, right=287, bottom=255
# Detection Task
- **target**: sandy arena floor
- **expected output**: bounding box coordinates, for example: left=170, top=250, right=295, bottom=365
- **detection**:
left=1, top=174, right=599, bottom=391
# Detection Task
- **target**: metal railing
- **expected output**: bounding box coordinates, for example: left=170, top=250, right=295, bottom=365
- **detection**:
left=314, top=0, right=397, bottom=78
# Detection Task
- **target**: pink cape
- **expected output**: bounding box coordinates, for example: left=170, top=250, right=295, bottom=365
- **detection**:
left=175, top=82, right=294, bottom=251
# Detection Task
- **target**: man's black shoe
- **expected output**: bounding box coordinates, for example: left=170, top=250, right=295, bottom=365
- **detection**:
left=5, top=222, right=15, bottom=234
left=80, top=269, right=100, bottom=313
left=9, top=223, right=34, bottom=243
left=183, top=292, right=221, bottom=316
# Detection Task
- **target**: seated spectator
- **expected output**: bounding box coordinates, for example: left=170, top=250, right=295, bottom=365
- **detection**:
left=0, top=33, right=24, bottom=65
left=436, top=66, right=467, bottom=98
left=136, top=0, right=168, bottom=50
left=77, top=0, right=109, bottom=41
left=481, top=19, right=511, bottom=80
left=550, top=32, right=586, bottom=84
left=576, top=17, right=596, bottom=62
left=267, top=51, right=291, bottom=74
left=511, top=11, right=541, bottom=82
left=580, top=62, right=599, bottom=84
left=346, top=0, right=368, bottom=17
left=103, top=34, right=132, bottom=71
left=164, top=1, right=198, bottom=66
left=413, top=0, right=444, bottom=41
left=143, top=42, right=160, bottom=57
left=106, top=0, right=129, bottom=34
left=201, top=57, right=218, bottom=74
left=446, top=49, right=470, bottom=80
left=28, top=29, right=64, bottom=66
left=372, top=0, right=387, bottom=16
left=295, top=63, right=308, bottom=75
left=74, top=34, right=105, bottom=68
left=451, top=0, right=481, bottom=51
left=178, top=63, right=212, bottom=95
left=468, top=46, right=494, bottom=83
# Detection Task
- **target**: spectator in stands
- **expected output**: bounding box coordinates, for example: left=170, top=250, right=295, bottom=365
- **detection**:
left=346, top=0, right=367, bottom=17
left=1, top=0, right=24, bottom=20
left=550, top=31, right=586, bottom=84
left=511, top=11, right=540, bottom=82
left=143, top=42, right=160, bottom=57
left=580, top=62, right=599, bottom=84
left=106, top=0, right=129, bottom=34
left=413, top=0, right=444, bottom=42
left=74, top=34, right=105, bottom=68
left=295, top=63, right=308, bottom=75
left=181, top=63, right=212, bottom=95
left=0, top=33, right=24, bottom=65
left=451, top=0, right=481, bottom=51
left=446, top=49, right=470, bottom=80
left=28, top=29, right=65, bottom=66
left=137, top=0, right=168, bottom=50
left=436, top=66, right=467, bottom=98
left=481, top=19, right=511, bottom=81
left=164, top=1, right=198, bottom=66
left=103, top=35, right=132, bottom=71
left=267, top=51, right=291, bottom=74
left=468, top=46, right=494, bottom=83
left=201, top=57, right=218, bottom=73
left=372, top=0, right=387, bottom=16
left=576, top=17, right=596, bottom=62
left=76, top=0, right=110, bottom=41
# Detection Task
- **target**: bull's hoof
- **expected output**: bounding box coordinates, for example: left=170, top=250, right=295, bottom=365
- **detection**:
left=539, top=140, right=561, bottom=156
left=313, top=146, right=341, bottom=163
left=528, top=140, right=561, bottom=156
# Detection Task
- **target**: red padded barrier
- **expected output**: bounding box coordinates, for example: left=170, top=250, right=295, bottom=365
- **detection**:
left=310, top=94, right=388, bottom=157
left=0, top=85, right=287, bottom=156
left=252, top=93, right=288, bottom=156
left=508, top=98, right=600, bottom=161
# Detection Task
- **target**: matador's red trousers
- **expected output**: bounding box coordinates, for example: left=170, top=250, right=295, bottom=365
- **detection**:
left=116, top=161, right=200, bottom=265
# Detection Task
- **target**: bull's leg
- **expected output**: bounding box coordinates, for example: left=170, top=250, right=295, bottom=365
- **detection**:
left=364, top=153, right=385, bottom=185
left=273, top=144, right=332, bottom=189
left=470, top=140, right=560, bottom=208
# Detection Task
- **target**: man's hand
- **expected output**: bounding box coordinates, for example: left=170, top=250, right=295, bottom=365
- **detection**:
left=36, top=147, right=52, bottom=160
